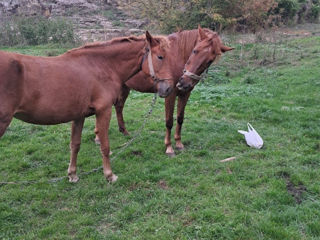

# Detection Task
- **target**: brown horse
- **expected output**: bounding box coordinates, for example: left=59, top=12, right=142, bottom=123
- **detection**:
left=99, top=26, right=233, bottom=156
left=0, top=32, right=173, bottom=182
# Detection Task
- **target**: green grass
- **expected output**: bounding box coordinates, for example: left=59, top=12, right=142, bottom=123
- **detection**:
left=1, top=35, right=320, bottom=239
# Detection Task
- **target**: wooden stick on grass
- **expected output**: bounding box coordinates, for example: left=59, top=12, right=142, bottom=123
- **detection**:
left=220, top=157, right=236, bottom=163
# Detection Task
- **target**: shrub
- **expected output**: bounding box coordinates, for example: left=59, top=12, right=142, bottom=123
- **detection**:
left=274, top=0, right=299, bottom=22
left=117, top=0, right=318, bottom=33
left=0, top=16, right=78, bottom=46
left=309, top=4, right=320, bottom=21
left=117, top=0, right=278, bottom=33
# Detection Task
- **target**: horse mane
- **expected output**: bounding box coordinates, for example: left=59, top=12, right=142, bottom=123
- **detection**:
left=169, top=28, right=219, bottom=62
left=67, top=34, right=170, bottom=54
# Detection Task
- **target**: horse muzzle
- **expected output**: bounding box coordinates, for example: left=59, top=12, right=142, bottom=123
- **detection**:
left=157, top=81, right=173, bottom=98
left=176, top=77, right=193, bottom=92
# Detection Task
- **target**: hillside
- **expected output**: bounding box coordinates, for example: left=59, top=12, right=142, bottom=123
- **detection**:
left=0, top=0, right=145, bottom=41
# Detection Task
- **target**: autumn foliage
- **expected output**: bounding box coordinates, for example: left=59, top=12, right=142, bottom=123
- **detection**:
left=118, top=0, right=320, bottom=33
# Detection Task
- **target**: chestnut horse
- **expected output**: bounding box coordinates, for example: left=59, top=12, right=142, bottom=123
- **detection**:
left=0, top=32, right=173, bottom=182
left=100, top=26, right=233, bottom=156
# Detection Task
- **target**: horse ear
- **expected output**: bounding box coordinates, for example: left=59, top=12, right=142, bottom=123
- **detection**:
left=198, top=25, right=208, bottom=41
left=221, top=45, right=234, bottom=53
left=146, top=31, right=159, bottom=48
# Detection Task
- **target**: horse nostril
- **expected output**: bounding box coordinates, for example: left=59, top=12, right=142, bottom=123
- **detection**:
left=184, top=83, right=192, bottom=90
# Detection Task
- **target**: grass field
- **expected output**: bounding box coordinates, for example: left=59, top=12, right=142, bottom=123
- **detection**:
left=1, top=32, right=320, bottom=239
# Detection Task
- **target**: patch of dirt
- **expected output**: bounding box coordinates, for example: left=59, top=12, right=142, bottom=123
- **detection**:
left=128, top=182, right=140, bottom=191
left=183, top=218, right=193, bottom=226
left=286, top=180, right=307, bottom=204
left=131, top=150, right=142, bottom=156
left=158, top=180, right=169, bottom=190
left=280, top=172, right=307, bottom=204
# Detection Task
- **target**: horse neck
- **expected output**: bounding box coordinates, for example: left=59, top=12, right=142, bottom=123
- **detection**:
left=71, top=40, right=146, bottom=83
left=112, top=40, right=146, bottom=82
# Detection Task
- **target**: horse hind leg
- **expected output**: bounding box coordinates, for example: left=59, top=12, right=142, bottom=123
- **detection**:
left=116, top=85, right=130, bottom=136
left=0, top=116, right=12, bottom=138
left=68, top=118, right=85, bottom=183
left=0, top=60, right=23, bottom=138
left=0, top=108, right=14, bottom=138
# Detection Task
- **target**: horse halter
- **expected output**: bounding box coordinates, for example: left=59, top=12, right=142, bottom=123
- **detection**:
left=181, top=47, right=222, bottom=84
left=143, top=44, right=171, bottom=83
left=182, top=67, right=209, bottom=83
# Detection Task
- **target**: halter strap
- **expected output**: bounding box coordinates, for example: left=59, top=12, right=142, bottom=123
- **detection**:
left=183, top=69, right=202, bottom=81
left=182, top=67, right=209, bottom=83
left=145, top=44, right=171, bottom=83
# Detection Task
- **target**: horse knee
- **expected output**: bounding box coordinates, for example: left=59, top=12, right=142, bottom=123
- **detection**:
left=100, top=146, right=110, bottom=157
left=166, top=118, right=173, bottom=129
left=177, top=115, right=184, bottom=125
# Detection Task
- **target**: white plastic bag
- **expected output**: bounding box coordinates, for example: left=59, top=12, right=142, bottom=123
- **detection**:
left=238, top=123, right=263, bottom=149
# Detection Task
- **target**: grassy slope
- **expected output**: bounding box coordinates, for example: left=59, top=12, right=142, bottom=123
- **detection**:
left=0, top=36, right=320, bottom=239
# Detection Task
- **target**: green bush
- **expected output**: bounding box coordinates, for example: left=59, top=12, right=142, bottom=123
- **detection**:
left=0, top=16, right=78, bottom=46
left=119, top=0, right=319, bottom=33
left=275, top=0, right=299, bottom=22
left=309, top=4, right=320, bottom=21
left=118, top=0, right=278, bottom=33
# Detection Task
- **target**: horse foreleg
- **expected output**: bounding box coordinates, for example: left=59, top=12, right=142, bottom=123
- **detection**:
left=68, top=118, right=85, bottom=183
left=94, top=86, right=131, bottom=144
left=115, top=85, right=130, bottom=135
left=164, top=93, right=176, bottom=157
left=96, top=107, right=117, bottom=182
left=175, top=92, right=191, bottom=150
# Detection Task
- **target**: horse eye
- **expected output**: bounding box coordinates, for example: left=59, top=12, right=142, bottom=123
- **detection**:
left=157, top=55, right=163, bottom=60
left=193, top=50, right=198, bottom=54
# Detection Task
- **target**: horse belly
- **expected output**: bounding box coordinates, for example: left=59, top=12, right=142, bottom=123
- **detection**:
left=15, top=89, right=92, bottom=125
left=14, top=105, right=91, bottom=125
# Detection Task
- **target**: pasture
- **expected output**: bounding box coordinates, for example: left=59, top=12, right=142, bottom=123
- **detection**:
left=1, top=31, right=320, bottom=239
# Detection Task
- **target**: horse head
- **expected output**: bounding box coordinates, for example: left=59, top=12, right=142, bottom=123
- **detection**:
left=176, top=26, right=233, bottom=91
left=141, top=31, right=174, bottom=98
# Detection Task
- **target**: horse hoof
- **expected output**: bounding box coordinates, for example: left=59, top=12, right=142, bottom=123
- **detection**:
left=123, top=131, right=130, bottom=136
left=176, top=146, right=185, bottom=151
left=176, top=142, right=185, bottom=151
left=107, top=174, right=118, bottom=183
left=95, top=138, right=101, bottom=145
left=166, top=152, right=176, bottom=157
left=68, top=174, right=79, bottom=183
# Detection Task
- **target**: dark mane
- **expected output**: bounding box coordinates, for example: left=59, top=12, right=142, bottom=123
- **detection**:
left=67, top=35, right=170, bottom=54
